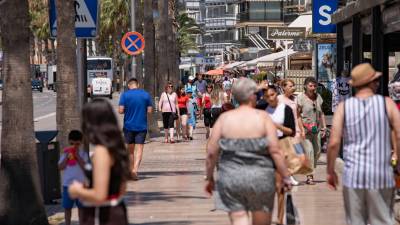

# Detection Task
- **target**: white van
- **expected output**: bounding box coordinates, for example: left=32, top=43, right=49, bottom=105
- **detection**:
left=91, top=77, right=113, bottom=99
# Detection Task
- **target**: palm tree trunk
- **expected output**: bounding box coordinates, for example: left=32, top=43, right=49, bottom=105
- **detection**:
left=157, top=0, right=169, bottom=94
left=55, top=0, right=81, bottom=149
left=144, top=0, right=156, bottom=97
left=0, top=0, right=49, bottom=224
left=167, top=0, right=179, bottom=85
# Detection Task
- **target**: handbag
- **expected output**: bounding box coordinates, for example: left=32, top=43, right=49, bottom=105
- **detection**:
left=278, top=137, right=302, bottom=174
left=166, top=93, right=179, bottom=120
left=286, top=192, right=300, bottom=225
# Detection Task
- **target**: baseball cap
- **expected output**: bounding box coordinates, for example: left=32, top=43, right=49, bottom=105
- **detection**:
left=188, top=76, right=195, bottom=81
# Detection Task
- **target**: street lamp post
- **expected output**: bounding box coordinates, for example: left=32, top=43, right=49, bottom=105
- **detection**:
left=130, top=0, right=136, bottom=79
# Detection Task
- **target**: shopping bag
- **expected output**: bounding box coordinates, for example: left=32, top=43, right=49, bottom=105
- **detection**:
left=278, top=137, right=302, bottom=174
left=286, top=193, right=300, bottom=225
left=295, top=140, right=313, bottom=175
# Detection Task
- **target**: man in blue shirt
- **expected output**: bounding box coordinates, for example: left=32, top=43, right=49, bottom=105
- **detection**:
left=119, top=78, right=153, bottom=180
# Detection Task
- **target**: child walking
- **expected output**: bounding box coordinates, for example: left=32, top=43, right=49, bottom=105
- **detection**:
left=187, top=90, right=197, bottom=140
left=58, top=130, right=89, bottom=225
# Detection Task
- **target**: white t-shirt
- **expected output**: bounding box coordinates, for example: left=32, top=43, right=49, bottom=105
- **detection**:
left=58, top=149, right=89, bottom=187
left=266, top=103, right=286, bottom=137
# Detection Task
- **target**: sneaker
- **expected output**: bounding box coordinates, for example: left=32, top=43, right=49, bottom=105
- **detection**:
left=290, top=176, right=299, bottom=186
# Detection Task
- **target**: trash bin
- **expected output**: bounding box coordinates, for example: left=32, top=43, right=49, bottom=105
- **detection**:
left=35, top=130, right=61, bottom=204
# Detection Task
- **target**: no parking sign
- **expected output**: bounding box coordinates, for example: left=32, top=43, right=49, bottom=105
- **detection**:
left=121, top=31, right=145, bottom=56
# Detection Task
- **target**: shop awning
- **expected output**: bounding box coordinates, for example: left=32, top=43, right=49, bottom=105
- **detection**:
left=224, top=61, right=246, bottom=70
left=244, top=50, right=298, bottom=67
left=288, top=13, right=312, bottom=31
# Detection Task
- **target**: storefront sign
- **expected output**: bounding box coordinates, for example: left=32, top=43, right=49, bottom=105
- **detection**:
left=267, top=27, right=306, bottom=40
left=313, top=0, right=337, bottom=33
left=317, top=43, right=337, bottom=82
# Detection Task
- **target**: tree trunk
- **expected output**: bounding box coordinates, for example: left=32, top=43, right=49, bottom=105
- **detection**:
left=157, top=0, right=169, bottom=95
left=55, top=0, right=81, bottom=149
left=135, top=0, right=144, bottom=84
left=144, top=0, right=156, bottom=97
left=0, top=0, right=49, bottom=224
left=167, top=0, right=179, bottom=85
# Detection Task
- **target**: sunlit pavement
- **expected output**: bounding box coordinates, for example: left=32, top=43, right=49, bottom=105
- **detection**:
left=46, top=120, right=352, bottom=225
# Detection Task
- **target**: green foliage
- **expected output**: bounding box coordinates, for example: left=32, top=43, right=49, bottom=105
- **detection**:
left=176, top=12, right=202, bottom=55
left=29, top=0, right=49, bottom=40
left=98, top=0, right=130, bottom=58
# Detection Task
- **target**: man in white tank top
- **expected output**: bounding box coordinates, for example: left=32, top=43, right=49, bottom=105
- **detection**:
left=327, top=63, right=400, bottom=225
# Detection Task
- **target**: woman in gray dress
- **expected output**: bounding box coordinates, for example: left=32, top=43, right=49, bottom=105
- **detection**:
left=205, top=78, right=291, bottom=225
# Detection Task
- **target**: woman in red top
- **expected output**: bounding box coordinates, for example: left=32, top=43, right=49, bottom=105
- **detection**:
left=202, top=84, right=213, bottom=139
left=177, top=86, right=190, bottom=140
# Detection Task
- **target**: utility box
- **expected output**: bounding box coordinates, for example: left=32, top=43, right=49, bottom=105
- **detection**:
left=35, top=130, right=61, bottom=204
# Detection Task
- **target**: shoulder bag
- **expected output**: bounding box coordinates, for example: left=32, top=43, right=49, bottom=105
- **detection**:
left=166, top=93, right=179, bottom=120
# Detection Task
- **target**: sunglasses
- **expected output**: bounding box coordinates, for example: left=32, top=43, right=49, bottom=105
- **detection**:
left=313, top=103, right=317, bottom=112
left=168, top=85, right=173, bottom=88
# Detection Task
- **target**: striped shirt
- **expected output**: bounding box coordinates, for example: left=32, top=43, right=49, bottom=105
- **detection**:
left=343, top=95, right=394, bottom=189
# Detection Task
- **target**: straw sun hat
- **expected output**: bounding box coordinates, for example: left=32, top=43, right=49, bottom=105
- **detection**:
left=349, top=63, right=382, bottom=87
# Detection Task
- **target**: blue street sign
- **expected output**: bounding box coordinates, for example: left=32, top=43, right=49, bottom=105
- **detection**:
left=312, top=0, right=338, bottom=33
left=49, top=0, right=99, bottom=38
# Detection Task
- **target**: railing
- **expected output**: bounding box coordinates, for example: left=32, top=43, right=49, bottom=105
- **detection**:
left=205, top=17, right=237, bottom=28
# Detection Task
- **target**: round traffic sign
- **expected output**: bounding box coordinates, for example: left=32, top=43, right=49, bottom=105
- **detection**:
left=121, top=31, right=145, bottom=55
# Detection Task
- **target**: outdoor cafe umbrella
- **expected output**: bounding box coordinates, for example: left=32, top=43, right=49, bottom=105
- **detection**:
left=206, top=69, right=224, bottom=76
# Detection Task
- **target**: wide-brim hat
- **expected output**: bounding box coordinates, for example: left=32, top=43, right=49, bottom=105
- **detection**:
left=349, top=63, right=382, bottom=87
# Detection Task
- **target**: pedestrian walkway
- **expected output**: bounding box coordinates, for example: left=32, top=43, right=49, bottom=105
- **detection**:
left=47, top=124, right=350, bottom=225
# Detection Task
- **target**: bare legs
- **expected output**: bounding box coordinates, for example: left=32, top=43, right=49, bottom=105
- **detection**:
left=64, top=208, right=72, bottom=225
left=228, top=211, right=272, bottom=225
left=128, top=143, right=144, bottom=179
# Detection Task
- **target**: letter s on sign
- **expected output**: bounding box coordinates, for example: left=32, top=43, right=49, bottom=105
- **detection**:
left=319, top=5, right=332, bottom=26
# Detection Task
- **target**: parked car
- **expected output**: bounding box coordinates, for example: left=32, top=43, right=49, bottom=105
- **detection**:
left=32, top=79, right=43, bottom=92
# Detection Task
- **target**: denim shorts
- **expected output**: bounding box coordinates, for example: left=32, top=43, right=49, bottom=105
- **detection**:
left=62, top=186, right=83, bottom=209
left=124, top=129, right=147, bottom=144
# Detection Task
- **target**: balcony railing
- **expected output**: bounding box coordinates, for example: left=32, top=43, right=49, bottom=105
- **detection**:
left=205, top=17, right=237, bottom=28
left=205, top=0, right=239, bottom=5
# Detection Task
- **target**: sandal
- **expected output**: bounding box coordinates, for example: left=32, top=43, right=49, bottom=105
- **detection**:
left=164, top=139, right=169, bottom=143
left=170, top=139, right=175, bottom=144
left=306, top=175, right=316, bottom=185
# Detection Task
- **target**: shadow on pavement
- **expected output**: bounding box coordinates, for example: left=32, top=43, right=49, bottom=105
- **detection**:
left=139, top=171, right=203, bottom=177
left=125, top=191, right=207, bottom=206
left=131, top=221, right=193, bottom=225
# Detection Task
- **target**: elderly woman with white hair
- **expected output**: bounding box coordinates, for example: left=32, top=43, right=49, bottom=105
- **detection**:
left=205, top=78, right=291, bottom=225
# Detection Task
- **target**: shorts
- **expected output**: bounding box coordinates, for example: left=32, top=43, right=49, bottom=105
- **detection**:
left=81, top=202, right=128, bottom=225
left=124, top=129, right=147, bottom=144
left=210, top=108, right=222, bottom=128
left=162, top=112, right=175, bottom=129
left=62, top=186, right=83, bottom=209
left=179, top=108, right=188, bottom=115
left=203, top=108, right=212, bottom=127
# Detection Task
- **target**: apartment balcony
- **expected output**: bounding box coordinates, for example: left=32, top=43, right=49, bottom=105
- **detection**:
left=283, top=1, right=308, bottom=23
left=205, top=0, right=239, bottom=6
left=205, top=16, right=237, bottom=30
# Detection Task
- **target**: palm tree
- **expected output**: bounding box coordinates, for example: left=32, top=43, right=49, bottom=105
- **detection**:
left=177, top=12, right=202, bottom=55
left=98, top=0, right=129, bottom=90
left=157, top=0, right=169, bottom=94
left=55, top=0, right=81, bottom=148
left=144, top=0, right=156, bottom=97
left=0, top=0, right=49, bottom=224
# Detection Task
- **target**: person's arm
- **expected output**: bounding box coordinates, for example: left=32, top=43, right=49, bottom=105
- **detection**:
left=385, top=97, right=400, bottom=163
left=277, top=106, right=295, bottom=136
left=326, top=102, right=344, bottom=190
left=296, top=95, right=306, bottom=139
left=68, top=146, right=112, bottom=205
left=158, top=93, right=164, bottom=112
left=118, top=93, right=125, bottom=114
left=58, top=153, right=68, bottom=170
left=264, top=113, right=290, bottom=179
left=175, top=94, right=180, bottom=116
left=205, top=114, right=223, bottom=196
left=147, top=93, right=153, bottom=113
